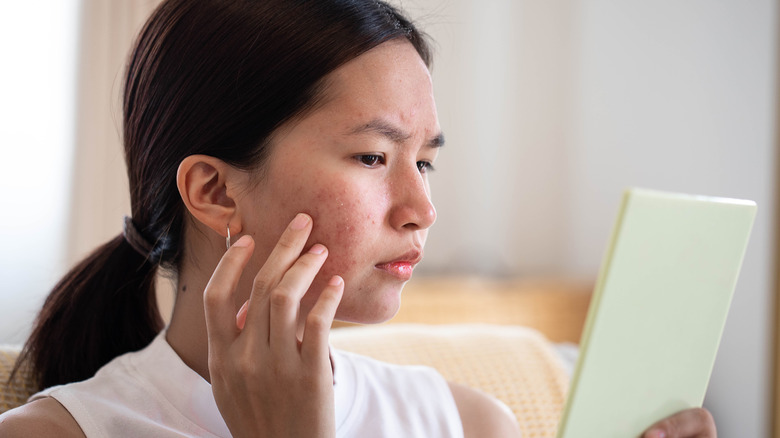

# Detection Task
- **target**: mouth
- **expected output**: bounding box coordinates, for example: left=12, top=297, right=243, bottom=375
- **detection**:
left=375, top=250, right=422, bottom=281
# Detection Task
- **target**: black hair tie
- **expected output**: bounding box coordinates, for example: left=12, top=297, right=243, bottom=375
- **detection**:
left=122, top=216, right=154, bottom=257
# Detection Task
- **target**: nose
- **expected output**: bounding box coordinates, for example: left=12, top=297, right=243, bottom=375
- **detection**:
left=388, top=166, right=437, bottom=231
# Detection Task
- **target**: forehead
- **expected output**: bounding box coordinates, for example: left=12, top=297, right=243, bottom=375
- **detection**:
left=314, top=39, right=439, bottom=130
left=263, top=39, right=440, bottom=163
left=326, top=39, right=432, bottom=92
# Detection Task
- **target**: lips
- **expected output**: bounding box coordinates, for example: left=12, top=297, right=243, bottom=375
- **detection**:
left=375, top=249, right=422, bottom=280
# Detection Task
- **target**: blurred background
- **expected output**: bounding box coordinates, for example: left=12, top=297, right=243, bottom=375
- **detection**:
left=0, top=0, right=776, bottom=436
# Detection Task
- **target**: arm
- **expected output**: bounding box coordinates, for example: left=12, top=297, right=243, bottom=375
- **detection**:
left=0, top=398, right=85, bottom=438
left=448, top=381, right=521, bottom=438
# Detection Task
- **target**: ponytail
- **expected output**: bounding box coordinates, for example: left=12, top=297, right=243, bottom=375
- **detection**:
left=14, top=235, right=162, bottom=390
left=14, top=0, right=431, bottom=390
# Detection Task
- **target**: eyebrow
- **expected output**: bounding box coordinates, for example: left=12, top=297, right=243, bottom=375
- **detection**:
left=349, top=119, right=445, bottom=148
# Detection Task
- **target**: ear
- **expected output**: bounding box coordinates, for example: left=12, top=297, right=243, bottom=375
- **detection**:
left=176, top=154, right=242, bottom=238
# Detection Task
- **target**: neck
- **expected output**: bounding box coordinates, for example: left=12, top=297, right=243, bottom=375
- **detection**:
left=166, top=261, right=214, bottom=381
left=164, top=229, right=317, bottom=382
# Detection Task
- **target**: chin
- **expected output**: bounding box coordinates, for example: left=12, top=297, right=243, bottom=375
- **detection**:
left=335, top=283, right=404, bottom=325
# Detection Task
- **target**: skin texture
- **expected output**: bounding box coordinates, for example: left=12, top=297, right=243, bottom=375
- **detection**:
left=0, top=40, right=718, bottom=438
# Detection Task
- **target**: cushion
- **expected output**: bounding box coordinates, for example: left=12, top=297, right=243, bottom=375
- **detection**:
left=331, top=324, right=569, bottom=438
left=0, top=345, right=35, bottom=415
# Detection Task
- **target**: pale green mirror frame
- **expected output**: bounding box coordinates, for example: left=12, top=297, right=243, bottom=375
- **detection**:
left=556, top=188, right=757, bottom=438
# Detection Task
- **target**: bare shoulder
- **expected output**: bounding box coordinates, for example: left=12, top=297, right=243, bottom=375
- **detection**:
left=447, top=381, right=521, bottom=438
left=0, top=397, right=85, bottom=438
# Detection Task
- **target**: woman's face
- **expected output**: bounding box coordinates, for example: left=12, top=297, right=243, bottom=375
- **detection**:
left=236, top=40, right=441, bottom=324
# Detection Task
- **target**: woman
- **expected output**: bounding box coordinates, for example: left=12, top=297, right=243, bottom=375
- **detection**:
left=0, top=0, right=716, bottom=436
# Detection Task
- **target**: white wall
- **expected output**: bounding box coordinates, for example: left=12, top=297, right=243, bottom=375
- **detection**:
left=568, top=3, right=776, bottom=436
left=412, top=0, right=777, bottom=436
left=0, top=1, right=158, bottom=345
left=414, top=0, right=576, bottom=275
left=0, top=2, right=79, bottom=344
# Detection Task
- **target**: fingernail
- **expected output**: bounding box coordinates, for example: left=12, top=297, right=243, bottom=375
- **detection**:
left=328, top=275, right=343, bottom=286
left=290, top=213, right=310, bottom=230
left=236, top=300, right=248, bottom=330
left=645, top=429, right=666, bottom=438
left=308, top=244, right=326, bottom=255
left=233, top=235, right=252, bottom=248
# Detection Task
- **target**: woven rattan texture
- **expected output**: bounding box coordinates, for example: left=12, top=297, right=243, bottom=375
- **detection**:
left=0, top=346, right=35, bottom=415
left=331, top=324, right=569, bottom=438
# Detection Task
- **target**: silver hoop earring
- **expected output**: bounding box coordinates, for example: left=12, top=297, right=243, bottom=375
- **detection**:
left=226, top=226, right=231, bottom=250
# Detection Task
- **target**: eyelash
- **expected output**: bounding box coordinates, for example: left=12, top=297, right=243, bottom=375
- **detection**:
left=356, top=154, right=385, bottom=167
left=354, top=154, right=436, bottom=174
left=417, top=161, right=435, bottom=173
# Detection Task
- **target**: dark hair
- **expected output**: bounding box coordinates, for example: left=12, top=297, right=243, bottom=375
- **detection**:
left=16, top=0, right=431, bottom=390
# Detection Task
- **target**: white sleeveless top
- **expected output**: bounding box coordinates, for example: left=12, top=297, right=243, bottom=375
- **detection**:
left=30, top=332, right=464, bottom=437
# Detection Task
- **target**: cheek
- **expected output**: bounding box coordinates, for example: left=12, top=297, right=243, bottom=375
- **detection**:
left=259, top=171, right=393, bottom=320
left=305, top=181, right=383, bottom=274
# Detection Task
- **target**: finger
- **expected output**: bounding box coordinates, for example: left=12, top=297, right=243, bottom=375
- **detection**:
left=301, top=275, right=344, bottom=365
left=254, top=213, right=313, bottom=294
left=643, top=408, right=716, bottom=438
left=245, top=213, right=313, bottom=343
left=267, top=243, right=329, bottom=355
left=204, top=235, right=255, bottom=352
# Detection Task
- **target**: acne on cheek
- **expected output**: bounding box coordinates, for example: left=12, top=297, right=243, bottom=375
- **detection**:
left=291, top=181, right=403, bottom=323
left=296, top=192, right=366, bottom=310
left=309, top=191, right=364, bottom=270
left=321, top=183, right=388, bottom=263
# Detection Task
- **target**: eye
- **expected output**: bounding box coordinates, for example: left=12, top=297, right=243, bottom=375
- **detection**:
left=355, top=154, right=385, bottom=168
left=417, top=160, right=435, bottom=173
